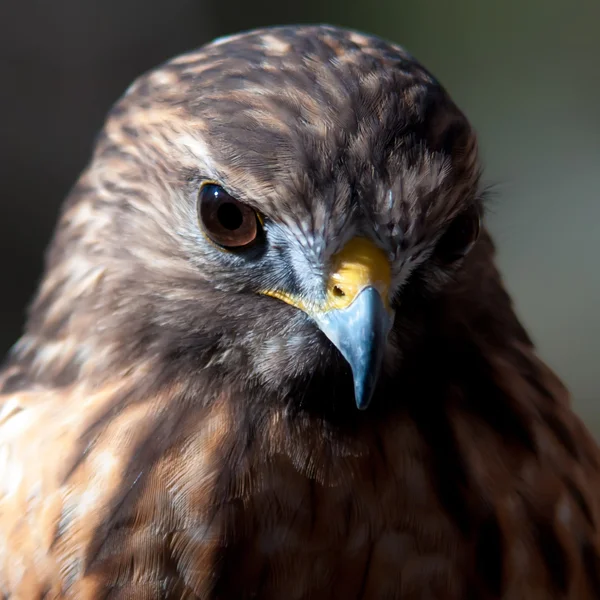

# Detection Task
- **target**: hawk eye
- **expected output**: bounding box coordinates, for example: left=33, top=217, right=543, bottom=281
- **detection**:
left=434, top=206, right=481, bottom=264
left=198, top=183, right=259, bottom=248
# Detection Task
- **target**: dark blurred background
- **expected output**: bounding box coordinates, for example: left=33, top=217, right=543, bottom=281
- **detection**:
left=1, top=0, right=598, bottom=431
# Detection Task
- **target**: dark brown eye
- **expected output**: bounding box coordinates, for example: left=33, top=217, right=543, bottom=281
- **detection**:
left=198, top=183, right=259, bottom=248
left=435, top=206, right=481, bottom=264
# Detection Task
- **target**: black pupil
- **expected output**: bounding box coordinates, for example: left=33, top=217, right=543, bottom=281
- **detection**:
left=217, top=202, right=244, bottom=230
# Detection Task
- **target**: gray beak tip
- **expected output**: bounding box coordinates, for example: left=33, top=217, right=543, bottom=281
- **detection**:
left=350, top=343, right=384, bottom=411
left=354, top=386, right=372, bottom=411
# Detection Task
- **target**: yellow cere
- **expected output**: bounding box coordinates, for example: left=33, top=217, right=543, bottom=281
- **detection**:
left=263, top=237, right=392, bottom=315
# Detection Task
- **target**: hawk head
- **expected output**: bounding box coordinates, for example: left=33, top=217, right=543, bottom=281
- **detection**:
left=8, top=25, right=516, bottom=419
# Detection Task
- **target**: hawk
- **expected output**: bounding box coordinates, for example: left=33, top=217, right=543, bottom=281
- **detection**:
left=1, top=24, right=599, bottom=599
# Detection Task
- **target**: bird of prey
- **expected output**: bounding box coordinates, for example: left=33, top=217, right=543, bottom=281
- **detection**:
left=0, top=24, right=599, bottom=600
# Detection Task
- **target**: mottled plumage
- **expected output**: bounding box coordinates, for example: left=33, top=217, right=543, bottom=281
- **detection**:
left=1, top=24, right=599, bottom=599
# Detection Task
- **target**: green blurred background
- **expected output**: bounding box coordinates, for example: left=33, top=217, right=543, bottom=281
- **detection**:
left=0, top=0, right=598, bottom=433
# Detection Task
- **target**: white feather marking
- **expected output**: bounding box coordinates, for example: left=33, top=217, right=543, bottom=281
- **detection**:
left=0, top=396, right=24, bottom=424
left=77, top=488, right=100, bottom=516
left=261, top=34, right=291, bottom=54
left=93, top=450, right=120, bottom=477
left=176, top=134, right=219, bottom=180
left=0, top=445, right=22, bottom=498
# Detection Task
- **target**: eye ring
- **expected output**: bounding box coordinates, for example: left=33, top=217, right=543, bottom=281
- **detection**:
left=197, top=182, right=260, bottom=249
left=434, top=205, right=481, bottom=264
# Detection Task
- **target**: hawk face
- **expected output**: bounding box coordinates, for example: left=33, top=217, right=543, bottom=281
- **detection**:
left=15, top=26, right=483, bottom=415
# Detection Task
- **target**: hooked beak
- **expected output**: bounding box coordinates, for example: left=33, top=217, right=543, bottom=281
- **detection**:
left=263, top=237, right=394, bottom=410
left=312, top=285, right=392, bottom=409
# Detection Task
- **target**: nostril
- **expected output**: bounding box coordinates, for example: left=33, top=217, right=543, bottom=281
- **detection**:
left=332, top=285, right=345, bottom=298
